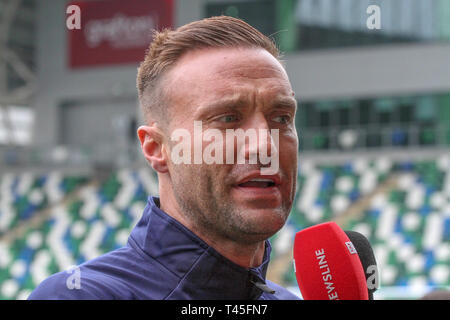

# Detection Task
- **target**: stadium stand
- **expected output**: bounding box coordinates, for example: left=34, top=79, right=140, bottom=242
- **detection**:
left=0, top=172, right=87, bottom=236
left=0, top=167, right=158, bottom=299
left=268, top=152, right=450, bottom=298
left=1, top=153, right=449, bottom=300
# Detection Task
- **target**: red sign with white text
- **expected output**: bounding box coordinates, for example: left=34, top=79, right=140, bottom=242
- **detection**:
left=68, top=0, right=174, bottom=68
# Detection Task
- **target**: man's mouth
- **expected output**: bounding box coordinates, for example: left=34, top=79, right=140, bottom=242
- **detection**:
left=234, top=172, right=281, bottom=190
left=238, top=178, right=277, bottom=188
left=232, top=173, right=282, bottom=204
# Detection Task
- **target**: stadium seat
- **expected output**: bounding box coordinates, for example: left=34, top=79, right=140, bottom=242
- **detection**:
left=1, top=159, right=449, bottom=299
left=286, top=156, right=450, bottom=290
left=0, top=167, right=160, bottom=299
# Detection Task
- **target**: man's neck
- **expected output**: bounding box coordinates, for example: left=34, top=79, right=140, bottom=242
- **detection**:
left=207, top=237, right=266, bottom=268
left=159, top=190, right=266, bottom=269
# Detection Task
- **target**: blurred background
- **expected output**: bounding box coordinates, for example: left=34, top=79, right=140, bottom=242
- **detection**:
left=0, top=0, right=449, bottom=300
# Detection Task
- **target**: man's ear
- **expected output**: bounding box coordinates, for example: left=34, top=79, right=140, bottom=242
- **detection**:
left=137, top=125, right=169, bottom=173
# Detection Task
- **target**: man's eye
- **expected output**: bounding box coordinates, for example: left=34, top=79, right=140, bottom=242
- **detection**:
left=217, top=114, right=239, bottom=123
left=272, top=115, right=291, bottom=124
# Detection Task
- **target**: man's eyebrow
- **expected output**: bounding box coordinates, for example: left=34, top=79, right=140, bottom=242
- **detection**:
left=195, top=95, right=248, bottom=115
left=194, top=94, right=297, bottom=118
left=271, top=96, right=297, bottom=110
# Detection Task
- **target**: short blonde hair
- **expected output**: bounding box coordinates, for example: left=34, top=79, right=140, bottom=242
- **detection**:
left=136, top=15, right=280, bottom=123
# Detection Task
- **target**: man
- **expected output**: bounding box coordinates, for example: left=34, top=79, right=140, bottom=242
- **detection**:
left=29, top=15, right=299, bottom=300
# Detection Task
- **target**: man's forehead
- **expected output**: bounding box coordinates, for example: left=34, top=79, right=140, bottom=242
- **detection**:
left=169, top=47, right=287, bottom=83
left=167, top=48, right=291, bottom=98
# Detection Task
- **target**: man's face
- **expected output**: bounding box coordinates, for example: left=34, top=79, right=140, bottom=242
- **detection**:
left=162, top=47, right=298, bottom=244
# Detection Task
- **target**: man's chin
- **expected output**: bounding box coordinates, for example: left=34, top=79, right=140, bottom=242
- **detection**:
left=231, top=185, right=283, bottom=207
left=235, top=206, right=288, bottom=237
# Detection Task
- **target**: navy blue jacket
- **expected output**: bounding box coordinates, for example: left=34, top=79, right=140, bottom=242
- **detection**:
left=28, top=196, right=299, bottom=300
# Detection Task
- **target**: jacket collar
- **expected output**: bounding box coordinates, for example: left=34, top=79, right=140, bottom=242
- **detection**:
left=129, top=196, right=274, bottom=299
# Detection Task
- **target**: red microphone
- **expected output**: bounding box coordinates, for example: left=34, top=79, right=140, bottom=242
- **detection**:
left=293, top=222, right=369, bottom=300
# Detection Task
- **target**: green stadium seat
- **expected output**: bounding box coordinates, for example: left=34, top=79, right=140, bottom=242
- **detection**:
left=1, top=160, right=449, bottom=299
left=286, top=155, right=450, bottom=292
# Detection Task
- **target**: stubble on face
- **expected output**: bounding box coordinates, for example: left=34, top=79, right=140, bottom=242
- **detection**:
left=170, top=161, right=294, bottom=244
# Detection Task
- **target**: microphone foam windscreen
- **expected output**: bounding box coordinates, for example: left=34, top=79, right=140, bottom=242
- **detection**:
left=344, top=230, right=379, bottom=299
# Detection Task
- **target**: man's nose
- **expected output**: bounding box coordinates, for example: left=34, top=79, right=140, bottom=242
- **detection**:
left=243, top=114, right=277, bottom=164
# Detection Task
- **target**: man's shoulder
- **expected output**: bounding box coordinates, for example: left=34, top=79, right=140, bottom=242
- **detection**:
left=27, top=267, right=103, bottom=300
left=28, top=245, right=178, bottom=300
left=28, top=247, right=130, bottom=300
